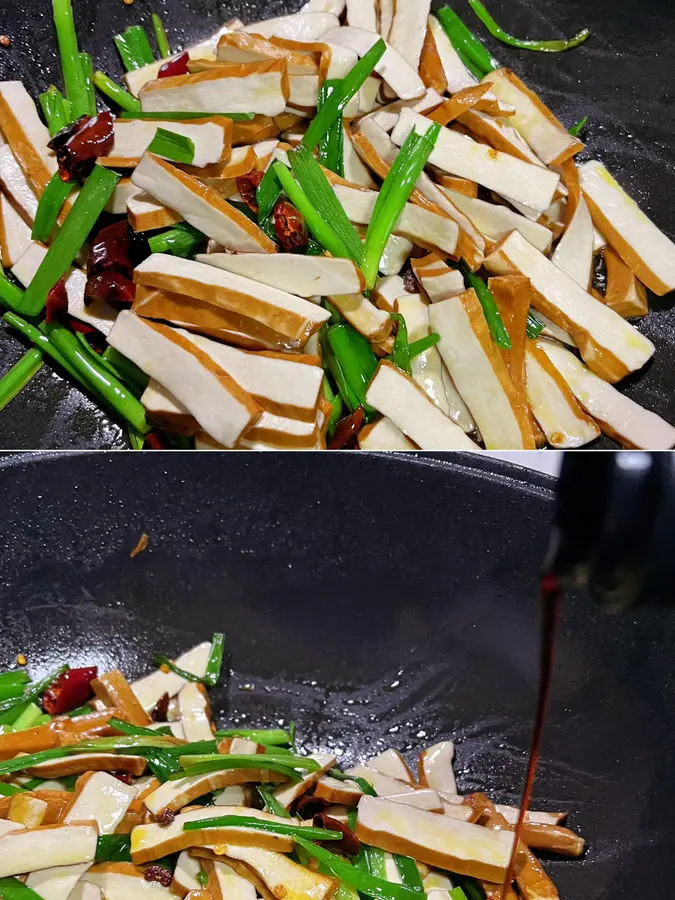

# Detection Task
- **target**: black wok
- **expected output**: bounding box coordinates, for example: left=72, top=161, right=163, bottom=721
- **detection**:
left=0, top=0, right=674, bottom=448
left=1, top=451, right=674, bottom=897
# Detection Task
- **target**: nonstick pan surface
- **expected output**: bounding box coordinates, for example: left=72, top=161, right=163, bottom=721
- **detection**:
left=0, top=0, right=674, bottom=448
left=0, top=450, right=674, bottom=897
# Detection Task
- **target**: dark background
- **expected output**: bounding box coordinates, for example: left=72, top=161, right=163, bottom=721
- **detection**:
left=1, top=451, right=674, bottom=897
left=0, top=0, right=673, bottom=448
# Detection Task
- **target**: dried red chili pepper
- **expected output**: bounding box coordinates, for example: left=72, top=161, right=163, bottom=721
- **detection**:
left=237, top=169, right=265, bottom=214
left=295, top=792, right=327, bottom=819
left=45, top=278, right=69, bottom=323
left=144, top=866, right=173, bottom=886
left=145, top=431, right=169, bottom=450
left=90, top=221, right=133, bottom=277
left=85, top=271, right=136, bottom=310
left=328, top=407, right=365, bottom=450
left=110, top=772, right=134, bottom=785
left=49, top=112, right=115, bottom=182
left=274, top=200, right=308, bottom=251
left=42, top=666, right=98, bottom=715
left=158, top=51, right=189, bottom=79
left=69, top=320, right=98, bottom=337
left=151, top=691, right=170, bottom=721
left=313, top=812, right=361, bottom=856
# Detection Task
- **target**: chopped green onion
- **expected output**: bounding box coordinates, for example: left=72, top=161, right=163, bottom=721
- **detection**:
left=174, top=754, right=313, bottom=782
left=0, top=275, right=25, bottom=314
left=0, top=748, right=71, bottom=777
left=19, top=165, right=120, bottom=317
left=569, top=116, right=588, bottom=137
left=435, top=7, right=499, bottom=76
left=449, top=890, right=469, bottom=900
left=32, top=172, right=76, bottom=242
left=147, top=127, right=196, bottom=164
left=153, top=653, right=206, bottom=684
left=317, top=80, right=345, bottom=177
left=450, top=877, right=482, bottom=900
left=108, top=717, right=167, bottom=738
left=202, top=633, right=226, bottom=688
left=272, top=161, right=352, bottom=260
left=458, top=262, right=511, bottom=350
left=2, top=313, right=80, bottom=385
left=388, top=313, right=412, bottom=376
left=468, top=0, right=590, bottom=52
left=79, top=52, right=97, bottom=116
left=0, top=879, right=45, bottom=900
left=148, top=223, right=206, bottom=258
left=0, top=783, right=25, bottom=797
left=71, top=734, right=179, bottom=752
left=143, top=749, right=182, bottom=783
left=0, top=349, right=43, bottom=413
left=215, top=728, right=291, bottom=745
left=120, top=111, right=255, bottom=121
left=197, top=871, right=208, bottom=889
left=128, top=429, right=146, bottom=450
left=258, top=785, right=292, bottom=818
left=0, top=664, right=68, bottom=716
left=257, top=166, right=283, bottom=223
left=52, top=0, right=89, bottom=121
left=393, top=857, right=424, bottom=891
left=9, top=703, right=44, bottom=732
left=183, top=816, right=342, bottom=840
left=39, top=86, right=68, bottom=137
left=93, top=71, right=141, bottom=113
left=115, top=26, right=155, bottom=72
left=101, top=347, right=150, bottom=397
left=408, top=333, right=440, bottom=359
left=327, top=324, right=377, bottom=412
left=362, top=124, right=441, bottom=289
left=320, top=327, right=361, bottom=414
left=288, top=145, right=363, bottom=265
left=328, top=768, right=377, bottom=797
left=180, top=752, right=319, bottom=771
left=323, top=376, right=343, bottom=441
left=95, top=834, right=132, bottom=863
left=365, top=847, right=387, bottom=879
left=303, top=40, right=386, bottom=151
left=526, top=309, right=545, bottom=339
left=152, top=13, right=171, bottom=59
left=0, top=672, right=30, bottom=704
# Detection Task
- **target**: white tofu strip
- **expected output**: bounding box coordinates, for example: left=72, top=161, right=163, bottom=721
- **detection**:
left=197, top=252, right=365, bottom=297
left=426, top=16, right=476, bottom=92
left=11, top=242, right=116, bottom=336
left=0, top=821, right=25, bottom=837
left=438, top=186, right=553, bottom=254
left=0, top=192, right=31, bottom=267
left=216, top=33, right=321, bottom=75
left=26, top=864, right=91, bottom=900
left=323, top=26, right=426, bottom=100
left=418, top=742, right=458, bottom=796
left=240, top=13, right=339, bottom=42
left=356, top=796, right=521, bottom=883
left=205, top=860, right=257, bottom=900
left=332, top=182, right=460, bottom=257
left=397, top=294, right=451, bottom=415
left=127, top=191, right=183, bottom=232
left=0, top=81, right=56, bottom=196
left=214, top=786, right=249, bottom=806
left=593, top=224, right=608, bottom=253
left=482, top=69, right=584, bottom=166
left=343, top=128, right=378, bottom=188
left=457, top=109, right=544, bottom=168
left=524, top=345, right=600, bottom=448
left=26, top=753, right=147, bottom=779
left=64, top=771, right=138, bottom=834
left=8, top=794, right=48, bottom=827
left=392, top=110, right=560, bottom=212
left=314, top=776, right=363, bottom=806
left=538, top=311, right=576, bottom=347
left=105, top=178, right=140, bottom=215
left=0, top=825, right=98, bottom=877
left=132, top=807, right=300, bottom=864
left=173, top=851, right=202, bottom=896
left=302, top=0, right=346, bottom=13
left=107, top=311, right=262, bottom=448
left=346, top=0, right=377, bottom=31
left=329, top=293, right=393, bottom=342
left=134, top=254, right=329, bottom=344
left=484, top=230, right=655, bottom=382
left=103, top=119, right=232, bottom=168
left=147, top=720, right=185, bottom=739
left=366, top=361, right=476, bottom=450
left=178, top=682, right=213, bottom=742
left=273, top=754, right=337, bottom=809
left=139, top=61, right=290, bottom=117
left=365, top=89, right=444, bottom=134
left=131, top=642, right=211, bottom=712
left=0, top=144, right=39, bottom=223
left=552, top=195, right=594, bottom=289
left=365, top=749, right=415, bottom=783
left=411, top=254, right=465, bottom=302
left=211, top=844, right=337, bottom=900
left=379, top=233, right=414, bottom=275
left=372, top=274, right=406, bottom=311
left=495, top=805, right=567, bottom=827
left=358, top=417, right=416, bottom=450
left=388, top=0, right=433, bottom=73
left=83, top=865, right=173, bottom=900
left=578, top=159, right=675, bottom=295
left=603, top=246, right=649, bottom=318
left=141, top=380, right=199, bottom=436
left=429, top=290, right=535, bottom=449
left=68, top=882, right=101, bottom=900
left=198, top=416, right=322, bottom=451
left=378, top=0, right=395, bottom=39
left=540, top=340, right=675, bottom=450
left=131, top=153, right=276, bottom=253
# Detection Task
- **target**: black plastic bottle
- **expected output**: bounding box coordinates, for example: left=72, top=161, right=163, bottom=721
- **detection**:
left=547, top=453, right=675, bottom=610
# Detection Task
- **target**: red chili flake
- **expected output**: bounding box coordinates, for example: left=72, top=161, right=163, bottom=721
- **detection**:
left=145, top=431, right=169, bottom=450
left=158, top=51, right=190, bottom=78
left=90, top=220, right=133, bottom=278
left=45, top=278, right=69, bottom=323
left=69, top=319, right=98, bottom=337
left=328, top=407, right=365, bottom=450
left=237, top=169, right=265, bottom=214
left=84, top=271, right=136, bottom=310
left=296, top=792, right=327, bottom=819
left=313, top=812, right=361, bottom=856
left=111, top=771, right=134, bottom=784
left=152, top=692, right=170, bottom=721
left=49, top=112, right=115, bottom=182
left=156, top=808, right=175, bottom=827
left=274, top=200, right=308, bottom=251
left=144, top=866, right=173, bottom=887
left=42, top=666, right=98, bottom=715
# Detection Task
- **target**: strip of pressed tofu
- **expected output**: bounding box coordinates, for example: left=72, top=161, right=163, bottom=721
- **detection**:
left=481, top=69, right=583, bottom=166
left=63, top=771, right=137, bottom=834
left=209, top=843, right=338, bottom=900
left=92, top=670, right=152, bottom=726
left=365, top=749, right=415, bottom=783
left=328, top=293, right=393, bottom=342
left=397, top=293, right=451, bottom=415
left=196, top=415, right=322, bottom=451
left=107, top=311, right=261, bottom=447
left=26, top=864, right=92, bottom=900
left=214, top=785, right=249, bottom=805
left=69, top=882, right=102, bottom=900
left=0, top=191, right=31, bottom=267
left=322, top=26, right=426, bottom=101
left=552, top=194, right=594, bottom=289
left=0, top=144, right=39, bottom=223
left=455, top=109, right=543, bottom=169
left=418, top=742, right=458, bottom=796
left=273, top=754, right=336, bottom=809
left=388, top=0, right=432, bottom=73
left=578, top=159, right=675, bottom=295
left=366, top=361, right=476, bottom=450
left=203, top=861, right=256, bottom=900
left=127, top=191, right=183, bottom=232
left=347, top=765, right=442, bottom=811
left=0, top=824, right=98, bottom=877
left=356, top=796, right=521, bottom=883
left=178, top=681, right=213, bottom=742
left=425, top=16, right=477, bottom=92
left=484, top=230, right=655, bottom=382
left=217, top=33, right=322, bottom=75
left=131, top=642, right=211, bottom=712
left=173, top=851, right=203, bottom=896
left=602, top=246, right=648, bottom=318
left=0, top=821, right=24, bottom=837
left=411, top=254, right=465, bottom=302
left=345, top=0, right=377, bottom=30
left=358, top=417, right=416, bottom=450
left=131, top=807, right=299, bottom=864
left=343, top=126, right=378, bottom=188
left=438, top=186, right=553, bottom=254
left=134, top=254, right=329, bottom=343
left=392, top=109, right=559, bottom=212
left=314, top=776, right=363, bottom=806
left=139, top=61, right=290, bottom=117
left=83, top=864, right=173, bottom=900
left=26, top=753, right=148, bottom=779
left=524, top=344, right=600, bottom=448
left=131, top=154, right=275, bottom=252
left=141, top=381, right=200, bottom=436
left=8, top=794, right=48, bottom=827
left=379, top=233, right=414, bottom=275
left=372, top=274, right=406, bottom=312
left=241, top=12, right=340, bottom=41
left=106, top=178, right=140, bottom=215
left=539, top=340, right=675, bottom=449
left=429, top=289, right=535, bottom=449
left=0, top=81, right=56, bottom=196
left=495, top=805, right=567, bottom=827
left=198, top=252, right=365, bottom=297
left=101, top=118, right=232, bottom=169
left=365, top=89, right=444, bottom=134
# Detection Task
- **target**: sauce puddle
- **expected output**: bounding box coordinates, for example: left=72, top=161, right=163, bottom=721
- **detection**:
left=501, top=569, right=563, bottom=898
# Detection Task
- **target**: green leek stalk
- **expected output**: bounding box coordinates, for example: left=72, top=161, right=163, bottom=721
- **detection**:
left=435, top=7, right=498, bottom=76
left=52, top=0, right=89, bottom=121
left=93, top=72, right=141, bottom=113
left=147, top=128, right=196, bottom=164
left=458, top=262, right=511, bottom=350
left=152, top=13, right=171, bottom=59
left=317, top=80, right=345, bottom=176
left=39, top=86, right=68, bottom=136
left=326, top=325, right=377, bottom=413
left=182, top=816, right=342, bottom=841
left=468, top=0, right=590, bottom=52
left=32, top=173, right=76, bottom=242
left=0, top=349, right=43, bottom=412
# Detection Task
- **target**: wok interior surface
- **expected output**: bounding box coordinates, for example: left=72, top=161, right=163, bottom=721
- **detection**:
left=0, top=0, right=673, bottom=448
left=0, top=451, right=674, bottom=897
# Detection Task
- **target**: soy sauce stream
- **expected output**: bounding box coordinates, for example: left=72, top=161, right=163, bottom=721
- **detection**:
left=501, top=570, right=562, bottom=897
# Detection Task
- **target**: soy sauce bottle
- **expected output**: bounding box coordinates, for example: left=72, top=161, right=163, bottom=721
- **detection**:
left=547, top=453, right=675, bottom=610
